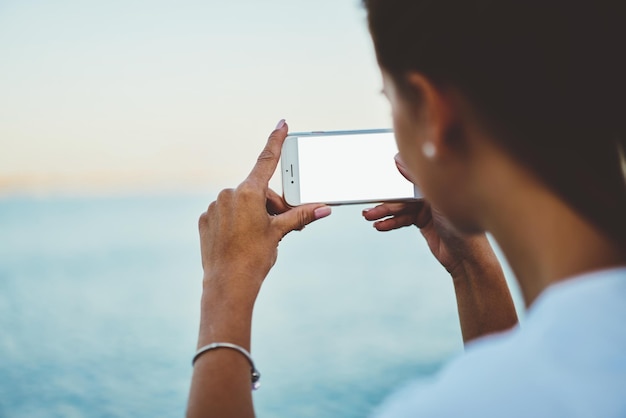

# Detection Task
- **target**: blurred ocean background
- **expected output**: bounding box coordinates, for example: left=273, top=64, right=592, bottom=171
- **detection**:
left=0, top=194, right=522, bottom=417
left=0, top=1, right=525, bottom=415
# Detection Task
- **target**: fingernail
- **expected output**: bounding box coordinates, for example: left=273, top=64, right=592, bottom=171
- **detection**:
left=275, top=119, right=286, bottom=130
left=362, top=208, right=371, bottom=215
left=314, top=206, right=332, bottom=220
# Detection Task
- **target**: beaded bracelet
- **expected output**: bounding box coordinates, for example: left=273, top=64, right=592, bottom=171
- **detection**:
left=192, top=342, right=261, bottom=391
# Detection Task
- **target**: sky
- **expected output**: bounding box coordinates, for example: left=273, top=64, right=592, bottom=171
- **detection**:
left=0, top=0, right=391, bottom=195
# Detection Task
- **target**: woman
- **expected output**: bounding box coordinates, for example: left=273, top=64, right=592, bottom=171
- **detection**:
left=188, top=1, right=626, bottom=416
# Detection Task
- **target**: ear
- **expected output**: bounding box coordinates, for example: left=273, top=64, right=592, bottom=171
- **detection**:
left=405, top=72, right=463, bottom=159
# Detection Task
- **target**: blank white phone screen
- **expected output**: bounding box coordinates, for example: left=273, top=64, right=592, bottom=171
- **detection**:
left=297, top=132, right=416, bottom=203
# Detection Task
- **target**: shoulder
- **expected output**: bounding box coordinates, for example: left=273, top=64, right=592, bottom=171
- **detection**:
left=372, top=268, right=626, bottom=418
left=372, top=330, right=552, bottom=417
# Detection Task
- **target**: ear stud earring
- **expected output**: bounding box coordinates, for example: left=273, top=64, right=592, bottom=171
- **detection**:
left=422, top=142, right=436, bottom=159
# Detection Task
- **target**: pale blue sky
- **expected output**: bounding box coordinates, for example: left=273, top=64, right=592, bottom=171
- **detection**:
left=0, top=0, right=390, bottom=194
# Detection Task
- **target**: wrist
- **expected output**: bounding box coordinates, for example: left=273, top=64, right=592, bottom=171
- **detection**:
left=452, top=257, right=503, bottom=282
left=197, top=289, right=254, bottom=350
left=448, top=238, right=503, bottom=284
left=202, top=267, right=264, bottom=305
left=197, top=270, right=261, bottom=350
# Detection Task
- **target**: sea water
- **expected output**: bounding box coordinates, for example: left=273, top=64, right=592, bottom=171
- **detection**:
left=0, top=195, right=520, bottom=417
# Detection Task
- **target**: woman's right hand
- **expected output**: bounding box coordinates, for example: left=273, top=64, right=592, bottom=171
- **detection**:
left=362, top=157, right=493, bottom=276
left=363, top=156, right=518, bottom=343
left=363, top=199, right=493, bottom=276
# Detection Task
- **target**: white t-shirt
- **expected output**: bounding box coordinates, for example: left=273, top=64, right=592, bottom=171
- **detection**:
left=372, top=267, right=626, bottom=418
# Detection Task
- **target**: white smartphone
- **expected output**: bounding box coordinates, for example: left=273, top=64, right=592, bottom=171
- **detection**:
left=281, top=129, right=421, bottom=206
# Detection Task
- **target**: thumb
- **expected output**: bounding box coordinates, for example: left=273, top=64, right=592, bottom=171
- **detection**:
left=273, top=204, right=332, bottom=236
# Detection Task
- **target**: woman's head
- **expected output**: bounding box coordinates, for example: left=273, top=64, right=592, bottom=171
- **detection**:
left=364, top=0, right=626, bottom=248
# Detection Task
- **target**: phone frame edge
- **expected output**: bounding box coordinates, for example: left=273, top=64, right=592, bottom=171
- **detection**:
left=281, top=135, right=301, bottom=206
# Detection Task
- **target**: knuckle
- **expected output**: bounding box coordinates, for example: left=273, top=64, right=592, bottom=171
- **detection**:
left=217, top=188, right=234, bottom=201
left=257, top=148, right=277, bottom=164
left=198, top=204, right=215, bottom=230
left=390, top=218, right=402, bottom=229
left=198, top=211, right=208, bottom=228
left=297, top=210, right=311, bottom=231
left=237, top=181, right=259, bottom=197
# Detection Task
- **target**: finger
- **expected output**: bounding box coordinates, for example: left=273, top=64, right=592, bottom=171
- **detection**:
left=362, top=201, right=423, bottom=221
left=394, top=153, right=417, bottom=183
left=273, top=204, right=332, bottom=236
left=373, top=214, right=418, bottom=231
left=246, top=120, right=288, bottom=187
left=266, top=188, right=290, bottom=215
left=415, top=200, right=433, bottom=229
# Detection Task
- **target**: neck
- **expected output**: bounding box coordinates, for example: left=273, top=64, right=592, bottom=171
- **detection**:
left=482, top=166, right=625, bottom=308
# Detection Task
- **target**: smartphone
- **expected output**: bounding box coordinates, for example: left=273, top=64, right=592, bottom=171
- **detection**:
left=281, top=129, right=421, bottom=206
